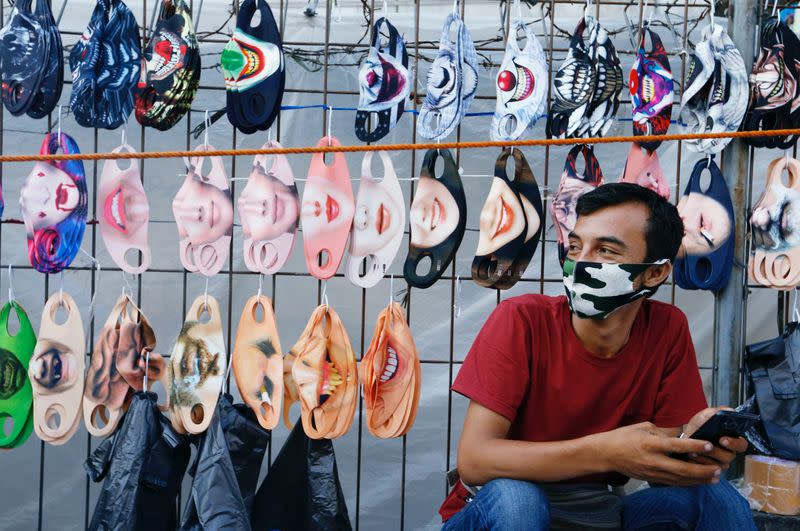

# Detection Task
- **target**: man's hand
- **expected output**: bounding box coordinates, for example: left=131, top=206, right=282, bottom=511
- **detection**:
left=599, top=422, right=723, bottom=487
left=683, top=407, right=749, bottom=470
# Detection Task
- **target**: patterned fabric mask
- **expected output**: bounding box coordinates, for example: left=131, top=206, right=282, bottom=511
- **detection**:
left=0, top=302, right=37, bottom=449
left=620, top=143, right=670, bottom=199
left=563, top=259, right=667, bottom=320
left=630, top=26, right=673, bottom=151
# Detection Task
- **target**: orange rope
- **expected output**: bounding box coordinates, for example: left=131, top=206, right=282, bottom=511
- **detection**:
left=2, top=128, right=798, bottom=163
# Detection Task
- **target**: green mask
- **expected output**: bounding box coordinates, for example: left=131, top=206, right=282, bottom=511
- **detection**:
left=0, top=302, right=37, bottom=449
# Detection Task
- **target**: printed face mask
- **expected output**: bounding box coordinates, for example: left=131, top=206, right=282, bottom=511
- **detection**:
left=404, top=149, right=467, bottom=289
left=360, top=302, right=420, bottom=439
left=620, top=144, right=670, bottom=199
left=582, top=15, right=623, bottom=137
left=98, top=145, right=151, bottom=274
left=173, top=145, right=234, bottom=276
left=417, top=13, right=478, bottom=141
left=232, top=295, right=283, bottom=430
left=29, top=292, right=85, bottom=445
left=551, top=145, right=604, bottom=265
left=491, top=20, right=548, bottom=142
left=346, top=151, right=405, bottom=288
left=20, top=133, right=88, bottom=274
left=563, top=259, right=667, bottom=320
left=169, top=295, right=226, bottom=434
left=674, top=158, right=734, bottom=291
left=239, top=142, right=299, bottom=275
left=283, top=304, right=357, bottom=440
left=0, top=302, right=37, bottom=449
left=26, top=0, right=62, bottom=120
left=355, top=17, right=410, bottom=143
left=221, top=0, right=285, bottom=134
left=70, top=0, right=141, bottom=129
left=548, top=18, right=594, bottom=139
left=301, top=137, right=355, bottom=280
left=135, top=0, right=200, bottom=131
left=630, top=26, right=673, bottom=151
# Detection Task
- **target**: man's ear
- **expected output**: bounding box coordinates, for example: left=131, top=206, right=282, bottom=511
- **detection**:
left=642, top=261, right=672, bottom=288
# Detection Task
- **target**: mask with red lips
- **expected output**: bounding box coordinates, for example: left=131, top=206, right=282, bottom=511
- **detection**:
left=98, top=144, right=151, bottom=274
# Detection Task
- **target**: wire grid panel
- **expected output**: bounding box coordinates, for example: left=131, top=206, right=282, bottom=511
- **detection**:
left=0, top=0, right=784, bottom=530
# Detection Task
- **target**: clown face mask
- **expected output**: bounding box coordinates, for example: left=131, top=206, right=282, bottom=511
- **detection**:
left=355, top=17, right=410, bottom=143
left=20, top=133, right=88, bottom=274
left=360, top=302, right=420, bottom=439
left=346, top=151, right=405, bottom=289
left=29, top=292, right=84, bottom=445
left=630, top=26, right=673, bottom=151
left=0, top=302, right=37, bottom=449
left=491, top=20, right=548, bottom=142
left=301, top=137, right=355, bottom=280
left=404, top=149, right=467, bottom=289
left=98, top=145, right=151, bottom=274
left=620, top=144, right=670, bottom=199
left=239, top=142, right=299, bottom=275
left=674, top=158, right=734, bottom=291
left=551, top=145, right=605, bottom=265
left=173, top=145, right=234, bottom=276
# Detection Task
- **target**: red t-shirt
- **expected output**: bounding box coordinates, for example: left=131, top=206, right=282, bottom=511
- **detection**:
left=452, top=294, right=707, bottom=485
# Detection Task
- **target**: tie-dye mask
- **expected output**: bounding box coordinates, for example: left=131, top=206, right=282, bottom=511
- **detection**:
left=620, top=143, right=670, bottom=199
left=417, top=13, right=478, bottom=141
left=239, top=142, right=299, bottom=275
left=346, top=151, right=405, bottom=288
left=98, top=145, right=151, bottom=274
left=360, top=302, right=420, bottom=439
left=283, top=304, right=358, bottom=439
left=551, top=145, right=604, bottom=265
left=355, top=17, right=410, bottom=143
left=301, top=137, right=355, bottom=280
left=630, top=26, right=673, bottom=151
left=0, top=302, right=36, bottom=449
left=404, top=149, right=467, bottom=289
left=491, top=20, right=548, bottom=142
left=674, top=158, right=734, bottom=291
left=20, top=133, right=88, bottom=274
left=173, top=145, right=234, bottom=276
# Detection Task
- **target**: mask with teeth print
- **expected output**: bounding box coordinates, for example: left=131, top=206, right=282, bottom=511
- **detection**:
left=630, top=26, right=673, bottom=151
left=98, top=144, right=151, bottom=274
left=360, top=302, right=420, bottom=439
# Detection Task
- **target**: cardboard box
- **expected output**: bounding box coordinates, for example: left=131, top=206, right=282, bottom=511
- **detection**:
left=744, top=455, right=800, bottom=516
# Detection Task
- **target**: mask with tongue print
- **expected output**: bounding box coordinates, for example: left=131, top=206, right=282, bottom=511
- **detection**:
left=98, top=145, right=151, bottom=274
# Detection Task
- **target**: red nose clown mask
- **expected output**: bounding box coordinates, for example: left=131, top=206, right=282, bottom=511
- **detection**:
left=346, top=151, right=405, bottom=288
left=172, top=145, right=234, bottom=276
left=238, top=142, right=299, bottom=275
left=98, top=144, right=151, bottom=274
left=301, top=137, right=355, bottom=279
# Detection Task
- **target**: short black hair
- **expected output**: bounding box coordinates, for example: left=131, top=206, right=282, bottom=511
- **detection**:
left=575, top=183, right=684, bottom=262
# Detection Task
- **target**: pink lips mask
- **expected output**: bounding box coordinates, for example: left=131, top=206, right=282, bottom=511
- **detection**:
left=620, top=143, right=670, bottom=200
left=346, top=151, right=406, bottom=288
left=301, top=137, right=355, bottom=279
left=238, top=141, right=299, bottom=275
left=172, top=144, right=234, bottom=276
left=98, top=144, right=151, bottom=274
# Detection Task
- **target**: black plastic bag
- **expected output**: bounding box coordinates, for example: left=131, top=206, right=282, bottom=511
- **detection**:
left=180, top=394, right=269, bottom=530
left=745, top=322, right=800, bottom=459
left=251, top=421, right=352, bottom=531
left=85, top=391, right=190, bottom=531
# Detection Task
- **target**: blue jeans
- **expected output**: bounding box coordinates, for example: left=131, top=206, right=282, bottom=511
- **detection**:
left=442, top=478, right=756, bottom=530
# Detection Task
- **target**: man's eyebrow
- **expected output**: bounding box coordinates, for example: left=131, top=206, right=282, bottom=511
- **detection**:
left=596, top=236, right=627, bottom=248
left=567, top=231, right=579, bottom=239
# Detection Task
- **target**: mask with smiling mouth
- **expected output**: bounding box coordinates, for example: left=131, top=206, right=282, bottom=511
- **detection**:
left=346, top=151, right=405, bottom=288
left=98, top=144, right=151, bottom=274
left=173, top=144, right=234, bottom=276
left=0, top=302, right=37, bottom=449
left=355, top=17, right=410, bottom=143
left=491, top=19, right=548, bottom=142
left=674, top=158, right=734, bottom=291
left=749, top=156, right=800, bottom=290
left=404, top=149, right=467, bottom=289
left=417, top=13, right=478, bottom=141
left=630, top=26, right=673, bottom=151
left=29, top=292, right=85, bottom=445
left=239, top=141, right=299, bottom=275
left=620, top=143, right=670, bottom=199
left=360, top=302, right=420, bottom=439
left=283, top=304, right=357, bottom=439
left=301, top=136, right=355, bottom=280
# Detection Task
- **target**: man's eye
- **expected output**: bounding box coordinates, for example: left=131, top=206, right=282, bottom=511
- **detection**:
left=600, top=247, right=616, bottom=255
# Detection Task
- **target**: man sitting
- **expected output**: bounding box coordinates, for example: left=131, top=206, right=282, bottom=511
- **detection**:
left=441, top=183, right=755, bottom=530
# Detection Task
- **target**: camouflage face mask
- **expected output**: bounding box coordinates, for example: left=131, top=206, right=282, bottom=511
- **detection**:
left=562, top=258, right=668, bottom=319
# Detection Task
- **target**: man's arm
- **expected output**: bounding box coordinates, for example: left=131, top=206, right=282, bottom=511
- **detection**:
left=457, top=401, right=724, bottom=487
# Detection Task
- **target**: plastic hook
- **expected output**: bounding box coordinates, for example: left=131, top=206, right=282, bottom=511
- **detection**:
left=7, top=265, right=16, bottom=304
left=326, top=105, right=334, bottom=147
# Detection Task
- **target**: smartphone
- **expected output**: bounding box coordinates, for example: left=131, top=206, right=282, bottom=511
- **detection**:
left=687, top=410, right=760, bottom=445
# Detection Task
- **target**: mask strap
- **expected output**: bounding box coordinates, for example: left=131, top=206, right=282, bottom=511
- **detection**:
left=79, top=249, right=101, bottom=354
left=143, top=350, right=150, bottom=392
left=709, top=0, right=716, bottom=29
left=56, top=105, right=63, bottom=143
left=793, top=287, right=800, bottom=322
left=514, top=0, right=522, bottom=22
left=120, top=124, right=128, bottom=148
left=267, top=126, right=272, bottom=145
left=321, top=280, right=329, bottom=309
left=454, top=275, right=462, bottom=319
left=121, top=271, right=134, bottom=299
left=326, top=105, right=334, bottom=147
left=452, top=0, right=458, bottom=16
left=59, top=271, right=64, bottom=306
left=257, top=273, right=264, bottom=299
left=203, top=110, right=210, bottom=148
left=7, top=265, right=16, bottom=305
left=383, top=0, right=388, bottom=14
left=203, top=276, right=209, bottom=310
